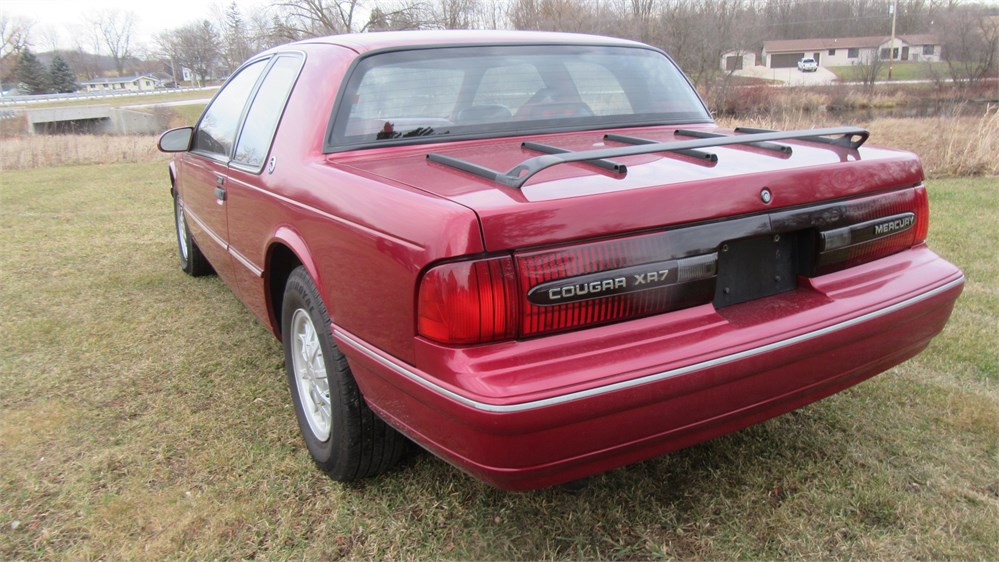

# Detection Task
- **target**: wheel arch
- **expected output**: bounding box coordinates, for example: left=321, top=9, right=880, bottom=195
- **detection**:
left=265, top=227, right=324, bottom=341
left=167, top=161, right=177, bottom=197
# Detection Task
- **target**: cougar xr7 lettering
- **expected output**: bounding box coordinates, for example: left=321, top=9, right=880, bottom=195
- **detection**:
left=158, top=31, right=963, bottom=490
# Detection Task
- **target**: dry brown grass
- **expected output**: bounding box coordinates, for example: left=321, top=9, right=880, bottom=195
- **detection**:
left=719, top=105, right=999, bottom=178
left=2, top=106, right=995, bottom=178
left=1, top=164, right=995, bottom=560
left=707, top=83, right=913, bottom=117
left=0, top=134, right=168, bottom=171
left=866, top=108, right=999, bottom=177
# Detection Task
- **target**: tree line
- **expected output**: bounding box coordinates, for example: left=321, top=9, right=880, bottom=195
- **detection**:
left=3, top=0, right=997, bottom=94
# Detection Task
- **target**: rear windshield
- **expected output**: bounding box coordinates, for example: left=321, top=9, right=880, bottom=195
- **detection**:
left=327, top=44, right=710, bottom=151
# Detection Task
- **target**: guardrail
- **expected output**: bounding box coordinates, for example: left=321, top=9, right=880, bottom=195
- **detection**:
left=0, top=86, right=217, bottom=106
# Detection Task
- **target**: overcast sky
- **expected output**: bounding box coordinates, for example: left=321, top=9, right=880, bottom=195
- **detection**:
left=2, top=0, right=265, bottom=53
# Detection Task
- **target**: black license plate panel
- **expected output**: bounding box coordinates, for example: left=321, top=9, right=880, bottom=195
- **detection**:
left=714, top=234, right=797, bottom=308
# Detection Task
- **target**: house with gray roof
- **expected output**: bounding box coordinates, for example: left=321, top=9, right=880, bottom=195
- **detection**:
left=80, top=75, right=161, bottom=93
left=762, top=34, right=940, bottom=68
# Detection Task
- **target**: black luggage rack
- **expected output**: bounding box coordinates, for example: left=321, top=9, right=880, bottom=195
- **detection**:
left=426, top=126, right=870, bottom=189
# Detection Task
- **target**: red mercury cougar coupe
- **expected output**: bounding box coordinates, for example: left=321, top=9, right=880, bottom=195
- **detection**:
left=158, top=31, right=963, bottom=490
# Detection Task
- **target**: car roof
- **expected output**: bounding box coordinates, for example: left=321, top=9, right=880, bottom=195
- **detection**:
left=286, top=30, right=648, bottom=54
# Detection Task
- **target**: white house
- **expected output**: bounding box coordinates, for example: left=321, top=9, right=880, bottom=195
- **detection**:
left=720, top=50, right=758, bottom=72
left=80, top=75, right=161, bottom=93
left=762, top=34, right=941, bottom=68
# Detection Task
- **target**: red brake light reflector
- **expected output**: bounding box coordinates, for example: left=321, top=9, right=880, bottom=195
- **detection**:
left=913, top=185, right=929, bottom=244
left=417, top=257, right=518, bottom=345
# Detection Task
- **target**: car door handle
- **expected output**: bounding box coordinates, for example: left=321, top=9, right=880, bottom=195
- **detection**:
left=215, top=175, right=226, bottom=202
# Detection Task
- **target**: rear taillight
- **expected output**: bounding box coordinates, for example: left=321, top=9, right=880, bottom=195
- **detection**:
left=417, top=236, right=715, bottom=344
left=416, top=188, right=929, bottom=345
left=516, top=236, right=716, bottom=338
left=813, top=186, right=928, bottom=275
left=417, top=257, right=518, bottom=345
left=913, top=185, right=930, bottom=243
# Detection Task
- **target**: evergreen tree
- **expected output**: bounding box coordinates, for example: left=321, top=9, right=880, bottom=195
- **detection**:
left=48, top=55, right=78, bottom=93
left=16, top=48, right=50, bottom=94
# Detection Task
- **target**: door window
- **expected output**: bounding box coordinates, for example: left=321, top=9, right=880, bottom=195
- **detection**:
left=233, top=55, right=304, bottom=169
left=193, top=60, right=267, bottom=159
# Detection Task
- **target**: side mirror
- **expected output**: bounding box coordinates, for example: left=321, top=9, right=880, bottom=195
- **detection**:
left=158, top=127, right=194, bottom=153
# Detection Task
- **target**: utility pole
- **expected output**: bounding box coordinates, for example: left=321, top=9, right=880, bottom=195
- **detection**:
left=888, top=0, right=898, bottom=80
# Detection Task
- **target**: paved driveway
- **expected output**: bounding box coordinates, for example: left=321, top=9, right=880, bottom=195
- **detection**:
left=734, top=66, right=838, bottom=86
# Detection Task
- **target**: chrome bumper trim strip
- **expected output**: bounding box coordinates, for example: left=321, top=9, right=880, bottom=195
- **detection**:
left=334, top=276, right=964, bottom=413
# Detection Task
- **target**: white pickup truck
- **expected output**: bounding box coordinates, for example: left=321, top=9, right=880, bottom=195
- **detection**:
left=798, top=57, right=818, bottom=72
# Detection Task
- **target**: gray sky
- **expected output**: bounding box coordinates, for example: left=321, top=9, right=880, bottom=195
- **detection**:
left=2, top=0, right=265, bottom=52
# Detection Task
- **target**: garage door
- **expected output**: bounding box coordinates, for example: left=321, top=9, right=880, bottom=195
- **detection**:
left=725, top=56, right=744, bottom=71
left=770, top=53, right=804, bottom=68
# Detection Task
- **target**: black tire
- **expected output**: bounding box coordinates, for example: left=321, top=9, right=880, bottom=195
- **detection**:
left=173, top=193, right=213, bottom=276
left=281, top=266, right=405, bottom=481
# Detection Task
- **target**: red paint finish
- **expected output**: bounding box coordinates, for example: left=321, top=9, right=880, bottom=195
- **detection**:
left=163, top=31, right=963, bottom=490
left=340, top=249, right=961, bottom=490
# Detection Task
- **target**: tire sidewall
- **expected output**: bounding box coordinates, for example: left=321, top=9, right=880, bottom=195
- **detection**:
left=174, top=194, right=194, bottom=273
left=282, top=268, right=342, bottom=468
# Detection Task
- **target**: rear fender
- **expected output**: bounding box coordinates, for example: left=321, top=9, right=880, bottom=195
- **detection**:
left=167, top=161, right=177, bottom=197
left=266, top=226, right=325, bottom=340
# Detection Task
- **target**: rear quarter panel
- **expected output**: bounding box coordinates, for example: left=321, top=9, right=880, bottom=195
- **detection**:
left=223, top=43, right=484, bottom=363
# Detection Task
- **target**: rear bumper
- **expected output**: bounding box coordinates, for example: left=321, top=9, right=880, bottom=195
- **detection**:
left=335, top=247, right=963, bottom=490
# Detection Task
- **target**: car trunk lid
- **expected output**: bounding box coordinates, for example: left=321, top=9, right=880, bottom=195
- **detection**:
left=335, top=125, right=924, bottom=251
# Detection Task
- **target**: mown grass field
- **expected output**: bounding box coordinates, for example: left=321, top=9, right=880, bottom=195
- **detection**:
left=828, top=61, right=951, bottom=82
left=1, top=161, right=997, bottom=560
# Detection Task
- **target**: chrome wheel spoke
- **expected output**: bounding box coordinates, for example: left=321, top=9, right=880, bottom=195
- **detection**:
left=175, top=202, right=189, bottom=259
left=290, top=308, right=332, bottom=441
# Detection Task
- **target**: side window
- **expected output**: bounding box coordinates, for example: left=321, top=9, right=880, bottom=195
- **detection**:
left=193, top=60, right=267, bottom=158
left=233, top=55, right=303, bottom=169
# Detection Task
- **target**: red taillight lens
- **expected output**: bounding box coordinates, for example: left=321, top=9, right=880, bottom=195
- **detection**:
left=516, top=236, right=716, bottom=338
left=814, top=186, right=929, bottom=275
left=913, top=185, right=929, bottom=244
left=417, top=257, right=518, bottom=345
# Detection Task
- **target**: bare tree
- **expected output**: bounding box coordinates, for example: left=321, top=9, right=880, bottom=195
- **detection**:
left=937, top=4, right=999, bottom=88
left=170, top=20, right=222, bottom=86
left=247, top=10, right=283, bottom=52
left=1, top=14, right=31, bottom=58
left=758, top=0, right=938, bottom=41
left=156, top=30, right=183, bottom=86
left=275, top=0, right=364, bottom=36
left=36, top=24, right=62, bottom=53
left=480, top=0, right=509, bottom=28
left=216, top=2, right=253, bottom=72
left=366, top=6, right=420, bottom=30
left=420, top=0, right=483, bottom=29
left=509, top=0, right=612, bottom=33
left=854, top=51, right=886, bottom=90
left=1, top=14, right=33, bottom=86
left=650, top=0, right=752, bottom=93
left=275, top=0, right=428, bottom=37
left=90, top=10, right=136, bottom=76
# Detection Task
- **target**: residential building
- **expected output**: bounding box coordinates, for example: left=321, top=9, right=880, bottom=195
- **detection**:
left=80, top=75, right=161, bottom=93
left=762, top=34, right=940, bottom=68
left=720, top=50, right=758, bottom=71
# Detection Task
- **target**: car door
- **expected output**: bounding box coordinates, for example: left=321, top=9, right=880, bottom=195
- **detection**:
left=176, top=59, right=268, bottom=284
left=224, top=54, right=305, bottom=322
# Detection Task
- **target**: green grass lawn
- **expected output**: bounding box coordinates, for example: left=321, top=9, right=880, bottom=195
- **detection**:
left=169, top=103, right=208, bottom=127
left=829, top=61, right=950, bottom=82
left=1, top=163, right=996, bottom=559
